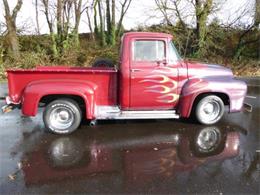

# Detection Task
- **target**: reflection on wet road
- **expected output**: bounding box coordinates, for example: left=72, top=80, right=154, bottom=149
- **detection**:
left=0, top=79, right=259, bottom=194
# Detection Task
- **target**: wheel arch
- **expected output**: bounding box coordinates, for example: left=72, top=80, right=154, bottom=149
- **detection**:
left=21, top=80, right=97, bottom=119
left=193, top=92, right=229, bottom=108
left=40, top=94, right=86, bottom=113
left=179, top=91, right=230, bottom=118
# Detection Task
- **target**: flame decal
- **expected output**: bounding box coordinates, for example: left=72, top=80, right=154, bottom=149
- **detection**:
left=152, top=67, right=178, bottom=75
left=140, top=75, right=175, bottom=84
left=140, top=68, right=179, bottom=103
left=158, top=94, right=180, bottom=103
left=145, top=85, right=172, bottom=94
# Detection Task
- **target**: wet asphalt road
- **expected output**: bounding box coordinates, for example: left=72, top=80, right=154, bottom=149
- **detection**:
left=0, top=78, right=259, bottom=194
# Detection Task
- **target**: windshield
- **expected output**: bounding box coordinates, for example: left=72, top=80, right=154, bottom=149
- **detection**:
left=169, top=41, right=182, bottom=63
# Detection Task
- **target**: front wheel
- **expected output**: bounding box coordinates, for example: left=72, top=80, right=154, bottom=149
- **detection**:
left=43, top=99, right=82, bottom=134
left=194, top=126, right=222, bottom=154
left=195, top=95, right=224, bottom=125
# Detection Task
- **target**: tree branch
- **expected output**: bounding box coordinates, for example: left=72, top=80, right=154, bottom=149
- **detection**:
left=12, top=0, right=23, bottom=20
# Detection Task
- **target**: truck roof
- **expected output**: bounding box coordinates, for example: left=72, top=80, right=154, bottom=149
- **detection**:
left=123, top=32, right=173, bottom=39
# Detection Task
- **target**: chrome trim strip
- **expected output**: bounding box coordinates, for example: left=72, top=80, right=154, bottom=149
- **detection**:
left=96, top=106, right=179, bottom=120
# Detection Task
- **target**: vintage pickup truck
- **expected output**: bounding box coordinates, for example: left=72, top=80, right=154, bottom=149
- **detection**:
left=2, top=32, right=247, bottom=134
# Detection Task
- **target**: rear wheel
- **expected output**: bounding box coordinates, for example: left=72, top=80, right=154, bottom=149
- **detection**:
left=48, top=137, right=85, bottom=168
left=43, top=99, right=82, bottom=134
left=195, top=95, right=224, bottom=125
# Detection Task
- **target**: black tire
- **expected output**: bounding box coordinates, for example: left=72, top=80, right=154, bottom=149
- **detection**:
left=43, top=99, right=82, bottom=134
left=195, top=95, right=224, bottom=125
left=92, top=58, right=114, bottom=68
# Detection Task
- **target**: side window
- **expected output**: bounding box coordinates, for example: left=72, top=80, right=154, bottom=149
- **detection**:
left=133, top=40, right=165, bottom=62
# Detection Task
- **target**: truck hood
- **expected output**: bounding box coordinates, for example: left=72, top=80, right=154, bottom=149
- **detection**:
left=186, top=61, right=233, bottom=79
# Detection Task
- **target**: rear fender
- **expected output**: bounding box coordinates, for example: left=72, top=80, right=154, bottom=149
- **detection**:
left=178, top=77, right=247, bottom=118
left=21, top=80, right=98, bottom=119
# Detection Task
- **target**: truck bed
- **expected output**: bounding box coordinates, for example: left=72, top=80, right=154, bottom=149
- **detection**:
left=7, top=66, right=118, bottom=105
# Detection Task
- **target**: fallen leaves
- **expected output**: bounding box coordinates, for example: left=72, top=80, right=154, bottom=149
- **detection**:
left=7, top=161, right=23, bottom=181
left=8, top=174, right=16, bottom=181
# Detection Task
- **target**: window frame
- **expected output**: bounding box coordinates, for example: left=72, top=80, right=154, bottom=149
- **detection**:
left=131, top=38, right=167, bottom=66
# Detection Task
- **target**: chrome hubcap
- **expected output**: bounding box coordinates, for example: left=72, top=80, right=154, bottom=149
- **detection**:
left=196, top=127, right=219, bottom=151
left=203, top=103, right=214, bottom=114
left=49, top=107, right=74, bottom=130
left=200, top=101, right=221, bottom=123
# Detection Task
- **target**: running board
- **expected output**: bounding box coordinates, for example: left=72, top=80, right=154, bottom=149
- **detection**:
left=96, top=106, right=180, bottom=120
left=116, top=110, right=180, bottom=119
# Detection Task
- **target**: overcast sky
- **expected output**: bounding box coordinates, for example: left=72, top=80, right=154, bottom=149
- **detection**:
left=0, top=0, right=255, bottom=35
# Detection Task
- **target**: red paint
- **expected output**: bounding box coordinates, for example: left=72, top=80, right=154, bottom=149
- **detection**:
left=5, top=32, right=247, bottom=120
left=7, top=67, right=117, bottom=119
left=22, top=80, right=96, bottom=119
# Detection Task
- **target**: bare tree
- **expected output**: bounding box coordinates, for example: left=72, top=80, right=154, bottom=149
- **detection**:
left=62, top=0, right=73, bottom=47
left=155, top=0, right=190, bottom=30
left=35, top=0, right=40, bottom=34
left=56, top=0, right=63, bottom=49
left=193, top=0, right=213, bottom=55
left=106, top=0, right=111, bottom=39
left=105, top=0, right=116, bottom=45
left=111, top=0, right=115, bottom=42
left=98, top=0, right=106, bottom=46
left=73, top=0, right=83, bottom=44
left=93, top=0, right=99, bottom=38
left=231, top=1, right=260, bottom=59
left=86, top=6, right=95, bottom=40
left=116, top=0, right=133, bottom=38
left=153, top=0, right=218, bottom=56
left=255, top=0, right=260, bottom=27
left=2, top=0, right=23, bottom=59
left=41, top=0, right=58, bottom=57
left=87, top=0, right=132, bottom=45
left=92, top=0, right=106, bottom=45
left=154, top=0, right=174, bottom=26
left=40, top=0, right=86, bottom=55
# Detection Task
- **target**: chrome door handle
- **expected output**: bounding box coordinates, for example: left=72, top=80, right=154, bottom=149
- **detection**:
left=131, top=69, right=141, bottom=72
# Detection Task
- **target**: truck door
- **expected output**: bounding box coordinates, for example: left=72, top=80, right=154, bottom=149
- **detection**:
left=130, top=39, right=179, bottom=110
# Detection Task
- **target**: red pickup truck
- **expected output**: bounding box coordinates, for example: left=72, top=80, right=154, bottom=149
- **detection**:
left=2, top=32, right=247, bottom=134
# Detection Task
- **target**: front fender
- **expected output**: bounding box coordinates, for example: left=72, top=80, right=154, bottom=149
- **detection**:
left=22, top=79, right=98, bottom=119
left=178, top=77, right=247, bottom=118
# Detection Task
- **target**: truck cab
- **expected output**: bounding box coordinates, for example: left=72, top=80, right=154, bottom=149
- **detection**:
left=2, top=32, right=248, bottom=134
left=119, top=32, right=183, bottom=110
